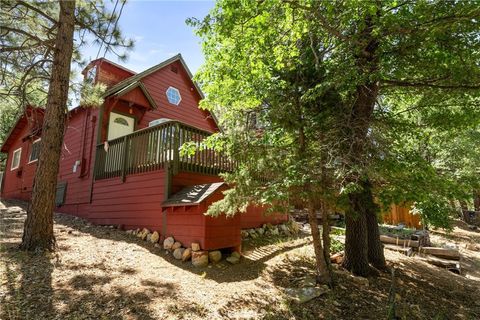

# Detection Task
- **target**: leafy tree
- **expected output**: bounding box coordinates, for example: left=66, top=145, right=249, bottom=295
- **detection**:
left=0, top=0, right=132, bottom=251
left=192, top=0, right=480, bottom=278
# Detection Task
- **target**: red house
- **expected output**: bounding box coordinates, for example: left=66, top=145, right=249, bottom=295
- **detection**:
left=0, top=55, right=286, bottom=251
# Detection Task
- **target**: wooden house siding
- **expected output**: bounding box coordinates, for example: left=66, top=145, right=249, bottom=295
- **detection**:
left=140, top=60, right=217, bottom=132
left=1, top=120, right=39, bottom=200
left=241, top=205, right=288, bottom=229
left=89, top=170, right=166, bottom=229
left=57, top=108, right=99, bottom=208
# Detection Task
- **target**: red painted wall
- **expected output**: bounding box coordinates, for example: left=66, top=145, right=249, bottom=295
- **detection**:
left=88, top=170, right=166, bottom=229
left=1, top=118, right=41, bottom=200
left=56, top=108, right=99, bottom=212
left=240, top=205, right=288, bottom=229
left=140, top=60, right=217, bottom=132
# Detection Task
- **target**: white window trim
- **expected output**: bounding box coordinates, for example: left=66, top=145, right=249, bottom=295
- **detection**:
left=28, top=138, right=41, bottom=164
left=10, top=147, right=22, bottom=171
left=166, top=86, right=182, bottom=106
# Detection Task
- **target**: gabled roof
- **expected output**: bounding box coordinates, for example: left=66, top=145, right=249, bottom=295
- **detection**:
left=162, top=182, right=225, bottom=207
left=1, top=106, right=45, bottom=153
left=103, top=54, right=204, bottom=99
left=109, top=81, right=158, bottom=109
left=103, top=53, right=220, bottom=129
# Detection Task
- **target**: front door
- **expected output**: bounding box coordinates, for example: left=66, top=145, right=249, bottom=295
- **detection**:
left=108, top=112, right=135, bottom=140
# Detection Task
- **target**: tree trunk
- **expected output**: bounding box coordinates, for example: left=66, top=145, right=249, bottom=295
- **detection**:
left=307, top=200, right=332, bottom=286
left=21, top=0, right=76, bottom=251
left=321, top=202, right=331, bottom=271
left=473, top=190, right=480, bottom=212
left=342, top=11, right=380, bottom=277
left=361, top=180, right=386, bottom=270
left=342, top=195, right=372, bottom=276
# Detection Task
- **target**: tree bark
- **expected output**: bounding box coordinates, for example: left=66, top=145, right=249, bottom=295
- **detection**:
left=321, top=202, right=331, bottom=271
left=473, top=190, right=480, bottom=212
left=342, top=195, right=373, bottom=276
left=342, top=11, right=380, bottom=276
left=307, top=199, right=332, bottom=286
left=364, top=181, right=386, bottom=270
left=21, top=0, right=76, bottom=251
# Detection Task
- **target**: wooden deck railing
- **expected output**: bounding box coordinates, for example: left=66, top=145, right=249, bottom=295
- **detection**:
left=93, top=120, right=233, bottom=180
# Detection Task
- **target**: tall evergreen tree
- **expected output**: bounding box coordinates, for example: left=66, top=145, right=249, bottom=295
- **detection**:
left=0, top=0, right=133, bottom=251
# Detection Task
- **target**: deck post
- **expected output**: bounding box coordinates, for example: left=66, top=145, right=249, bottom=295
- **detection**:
left=121, top=135, right=129, bottom=182
left=172, top=123, right=180, bottom=175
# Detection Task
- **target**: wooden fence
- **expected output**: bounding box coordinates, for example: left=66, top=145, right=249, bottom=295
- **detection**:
left=94, top=121, right=233, bottom=181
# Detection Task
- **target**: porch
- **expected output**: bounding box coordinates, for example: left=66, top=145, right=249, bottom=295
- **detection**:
left=93, top=120, right=233, bottom=181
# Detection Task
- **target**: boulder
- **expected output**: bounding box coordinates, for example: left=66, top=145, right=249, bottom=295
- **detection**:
left=226, top=256, right=240, bottom=264
left=146, top=233, right=152, bottom=242
left=285, top=286, right=329, bottom=304
left=173, top=248, right=185, bottom=260
left=279, top=224, right=289, bottom=233
left=231, top=251, right=241, bottom=259
left=163, top=236, right=175, bottom=250
left=191, top=243, right=201, bottom=252
left=172, top=241, right=182, bottom=250
left=182, top=248, right=192, bottom=261
left=271, top=227, right=280, bottom=236
left=139, top=228, right=149, bottom=240
left=192, top=251, right=209, bottom=267
left=208, top=250, right=222, bottom=263
left=150, top=231, right=159, bottom=243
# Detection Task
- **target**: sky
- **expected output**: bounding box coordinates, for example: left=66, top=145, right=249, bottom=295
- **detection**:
left=80, top=0, right=215, bottom=75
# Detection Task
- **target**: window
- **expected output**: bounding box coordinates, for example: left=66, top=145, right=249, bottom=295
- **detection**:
left=10, top=148, right=22, bottom=170
left=113, top=117, right=129, bottom=126
left=166, top=87, right=181, bottom=105
left=29, top=139, right=41, bottom=163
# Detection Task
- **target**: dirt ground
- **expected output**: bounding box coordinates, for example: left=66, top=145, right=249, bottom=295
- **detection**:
left=1, top=199, right=479, bottom=320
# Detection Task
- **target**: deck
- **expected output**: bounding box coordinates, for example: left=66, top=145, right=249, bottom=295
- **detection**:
left=93, top=120, right=233, bottom=181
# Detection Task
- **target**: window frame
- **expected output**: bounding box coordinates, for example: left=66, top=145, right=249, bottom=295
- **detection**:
left=10, top=147, right=22, bottom=171
left=28, top=138, right=41, bottom=164
left=166, top=86, right=182, bottom=106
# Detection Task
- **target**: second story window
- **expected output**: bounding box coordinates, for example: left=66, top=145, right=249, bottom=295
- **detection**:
left=29, top=138, right=41, bottom=163
left=166, top=87, right=181, bottom=105
left=11, top=147, right=22, bottom=170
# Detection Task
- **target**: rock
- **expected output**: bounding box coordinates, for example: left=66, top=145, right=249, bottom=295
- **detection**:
left=466, top=243, right=480, bottom=251
left=192, top=251, right=209, bottom=267
left=271, top=227, right=280, bottom=236
left=139, top=228, right=149, bottom=240
left=150, top=231, right=159, bottom=243
left=256, top=228, right=265, bottom=236
left=154, top=243, right=161, bottom=248
left=279, top=224, right=289, bottom=233
left=350, top=275, right=369, bottom=286
left=133, top=228, right=140, bottom=236
left=231, top=251, right=241, bottom=259
left=226, top=256, right=240, bottom=264
left=163, top=236, right=175, bottom=250
left=7, top=206, right=22, bottom=213
left=172, top=241, right=182, bottom=250
left=126, top=230, right=133, bottom=235
left=146, top=233, right=152, bottom=242
left=241, top=230, right=250, bottom=238
left=182, top=248, right=192, bottom=261
left=285, top=286, right=330, bottom=304
left=191, top=243, right=201, bottom=252
left=209, top=250, right=222, bottom=263
left=173, top=248, right=185, bottom=260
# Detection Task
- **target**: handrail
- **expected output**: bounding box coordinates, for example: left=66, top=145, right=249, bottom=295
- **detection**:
left=93, top=120, right=232, bottom=180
